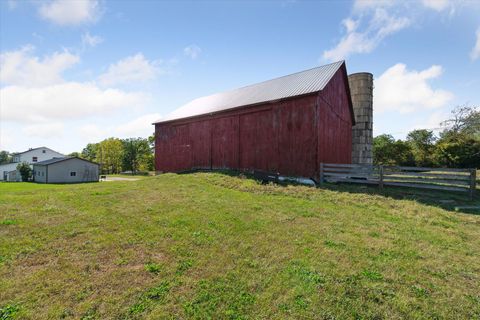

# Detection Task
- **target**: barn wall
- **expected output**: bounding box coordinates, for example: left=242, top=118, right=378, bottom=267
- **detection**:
left=239, top=109, right=278, bottom=173
left=211, top=116, right=239, bottom=169
left=277, top=98, right=317, bottom=177
left=190, top=120, right=211, bottom=169
left=155, top=68, right=353, bottom=179
left=318, top=65, right=353, bottom=165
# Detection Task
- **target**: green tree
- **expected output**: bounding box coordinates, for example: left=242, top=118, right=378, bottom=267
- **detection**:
left=97, top=138, right=124, bottom=174
left=0, top=150, right=10, bottom=164
left=148, top=134, right=155, bottom=149
left=373, top=134, right=414, bottom=166
left=16, top=162, right=32, bottom=181
left=122, top=138, right=151, bottom=174
left=434, top=136, right=480, bottom=168
left=68, top=152, right=81, bottom=158
left=441, top=105, right=480, bottom=138
left=435, top=106, right=480, bottom=168
left=406, top=129, right=436, bottom=167
left=143, top=134, right=156, bottom=171
left=81, top=143, right=99, bottom=161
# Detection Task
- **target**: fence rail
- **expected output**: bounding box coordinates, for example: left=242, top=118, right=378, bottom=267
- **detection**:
left=319, top=163, right=477, bottom=199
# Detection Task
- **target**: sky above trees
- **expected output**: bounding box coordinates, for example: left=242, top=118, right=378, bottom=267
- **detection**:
left=1, top=0, right=479, bottom=154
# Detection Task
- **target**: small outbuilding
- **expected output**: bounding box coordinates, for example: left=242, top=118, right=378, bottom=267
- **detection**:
left=33, top=157, right=99, bottom=184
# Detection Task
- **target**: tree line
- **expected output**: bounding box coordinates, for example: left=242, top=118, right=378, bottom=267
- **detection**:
left=73, top=136, right=155, bottom=174
left=373, top=106, right=479, bottom=168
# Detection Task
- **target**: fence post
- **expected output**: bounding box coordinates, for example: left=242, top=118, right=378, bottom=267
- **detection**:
left=379, top=165, right=384, bottom=189
left=319, top=163, right=324, bottom=186
left=470, top=169, right=477, bottom=200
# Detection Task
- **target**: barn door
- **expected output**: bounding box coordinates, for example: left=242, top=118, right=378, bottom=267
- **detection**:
left=239, top=110, right=277, bottom=172
left=211, top=116, right=239, bottom=169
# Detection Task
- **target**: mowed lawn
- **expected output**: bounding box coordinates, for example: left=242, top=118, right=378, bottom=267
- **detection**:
left=1, top=173, right=479, bottom=319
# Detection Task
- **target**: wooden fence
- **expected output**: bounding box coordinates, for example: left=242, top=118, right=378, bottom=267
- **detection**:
left=320, top=163, right=477, bottom=199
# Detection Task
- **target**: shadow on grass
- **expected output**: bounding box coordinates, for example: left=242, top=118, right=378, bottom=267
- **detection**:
left=321, top=182, right=479, bottom=215
left=178, top=169, right=480, bottom=216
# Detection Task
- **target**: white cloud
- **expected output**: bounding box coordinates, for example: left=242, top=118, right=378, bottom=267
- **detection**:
left=421, top=0, right=452, bottom=12
left=79, top=124, right=108, bottom=143
left=470, top=27, right=480, bottom=61
left=98, top=53, right=161, bottom=86
left=82, top=32, right=103, bottom=48
left=1, top=46, right=149, bottom=124
left=409, top=110, right=449, bottom=133
left=184, top=45, right=202, bottom=60
left=38, top=0, right=101, bottom=26
left=0, top=45, right=162, bottom=151
left=343, top=18, right=358, bottom=33
left=78, top=113, right=160, bottom=142
left=0, top=46, right=79, bottom=87
left=353, top=0, right=396, bottom=12
left=354, top=0, right=456, bottom=12
left=0, top=128, right=14, bottom=150
left=116, top=113, right=161, bottom=137
left=326, top=0, right=465, bottom=61
left=323, top=8, right=409, bottom=61
left=23, top=122, right=65, bottom=138
left=1, top=83, right=147, bottom=123
left=375, top=63, right=454, bottom=113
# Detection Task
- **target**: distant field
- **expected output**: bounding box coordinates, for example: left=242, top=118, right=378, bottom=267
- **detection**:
left=1, top=173, right=479, bottom=319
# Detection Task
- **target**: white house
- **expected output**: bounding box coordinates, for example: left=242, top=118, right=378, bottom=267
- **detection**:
left=0, top=147, right=65, bottom=181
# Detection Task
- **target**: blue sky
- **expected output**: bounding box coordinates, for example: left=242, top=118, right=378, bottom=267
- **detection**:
left=1, top=0, right=479, bottom=154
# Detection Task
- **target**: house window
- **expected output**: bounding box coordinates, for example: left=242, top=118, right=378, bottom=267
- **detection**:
left=32, top=157, right=37, bottom=162
left=42, top=150, right=46, bottom=153
left=70, top=172, right=76, bottom=177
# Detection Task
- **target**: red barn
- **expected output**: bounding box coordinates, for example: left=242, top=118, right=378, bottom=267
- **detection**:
left=154, top=60, right=355, bottom=181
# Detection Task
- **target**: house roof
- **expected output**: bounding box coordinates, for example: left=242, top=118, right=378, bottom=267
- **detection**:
left=154, top=60, right=345, bottom=124
left=33, top=157, right=99, bottom=166
left=12, top=146, right=63, bottom=156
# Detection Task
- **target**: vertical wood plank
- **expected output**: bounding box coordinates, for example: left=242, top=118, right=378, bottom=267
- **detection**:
left=319, top=163, right=324, bottom=186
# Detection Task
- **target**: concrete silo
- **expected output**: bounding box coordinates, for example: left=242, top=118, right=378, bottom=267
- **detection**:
left=348, top=72, right=374, bottom=165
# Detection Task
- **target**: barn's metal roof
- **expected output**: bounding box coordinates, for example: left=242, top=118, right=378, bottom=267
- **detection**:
left=33, top=157, right=99, bottom=166
left=33, top=157, right=69, bottom=165
left=155, top=60, right=344, bottom=124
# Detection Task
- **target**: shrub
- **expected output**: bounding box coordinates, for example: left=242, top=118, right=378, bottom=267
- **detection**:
left=16, top=162, right=31, bottom=182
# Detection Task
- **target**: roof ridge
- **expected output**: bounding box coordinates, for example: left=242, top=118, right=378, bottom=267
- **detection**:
left=12, top=146, right=64, bottom=155
left=34, top=156, right=100, bottom=166
left=192, top=60, right=344, bottom=100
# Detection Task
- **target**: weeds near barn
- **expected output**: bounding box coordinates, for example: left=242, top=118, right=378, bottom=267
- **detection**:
left=0, top=173, right=479, bottom=319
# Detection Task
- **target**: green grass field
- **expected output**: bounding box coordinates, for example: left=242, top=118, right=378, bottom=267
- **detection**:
left=1, top=173, right=479, bottom=319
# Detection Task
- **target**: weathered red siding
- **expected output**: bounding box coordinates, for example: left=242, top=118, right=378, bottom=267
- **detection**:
left=155, top=66, right=353, bottom=180
left=318, top=64, right=353, bottom=165
left=190, top=120, right=210, bottom=169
